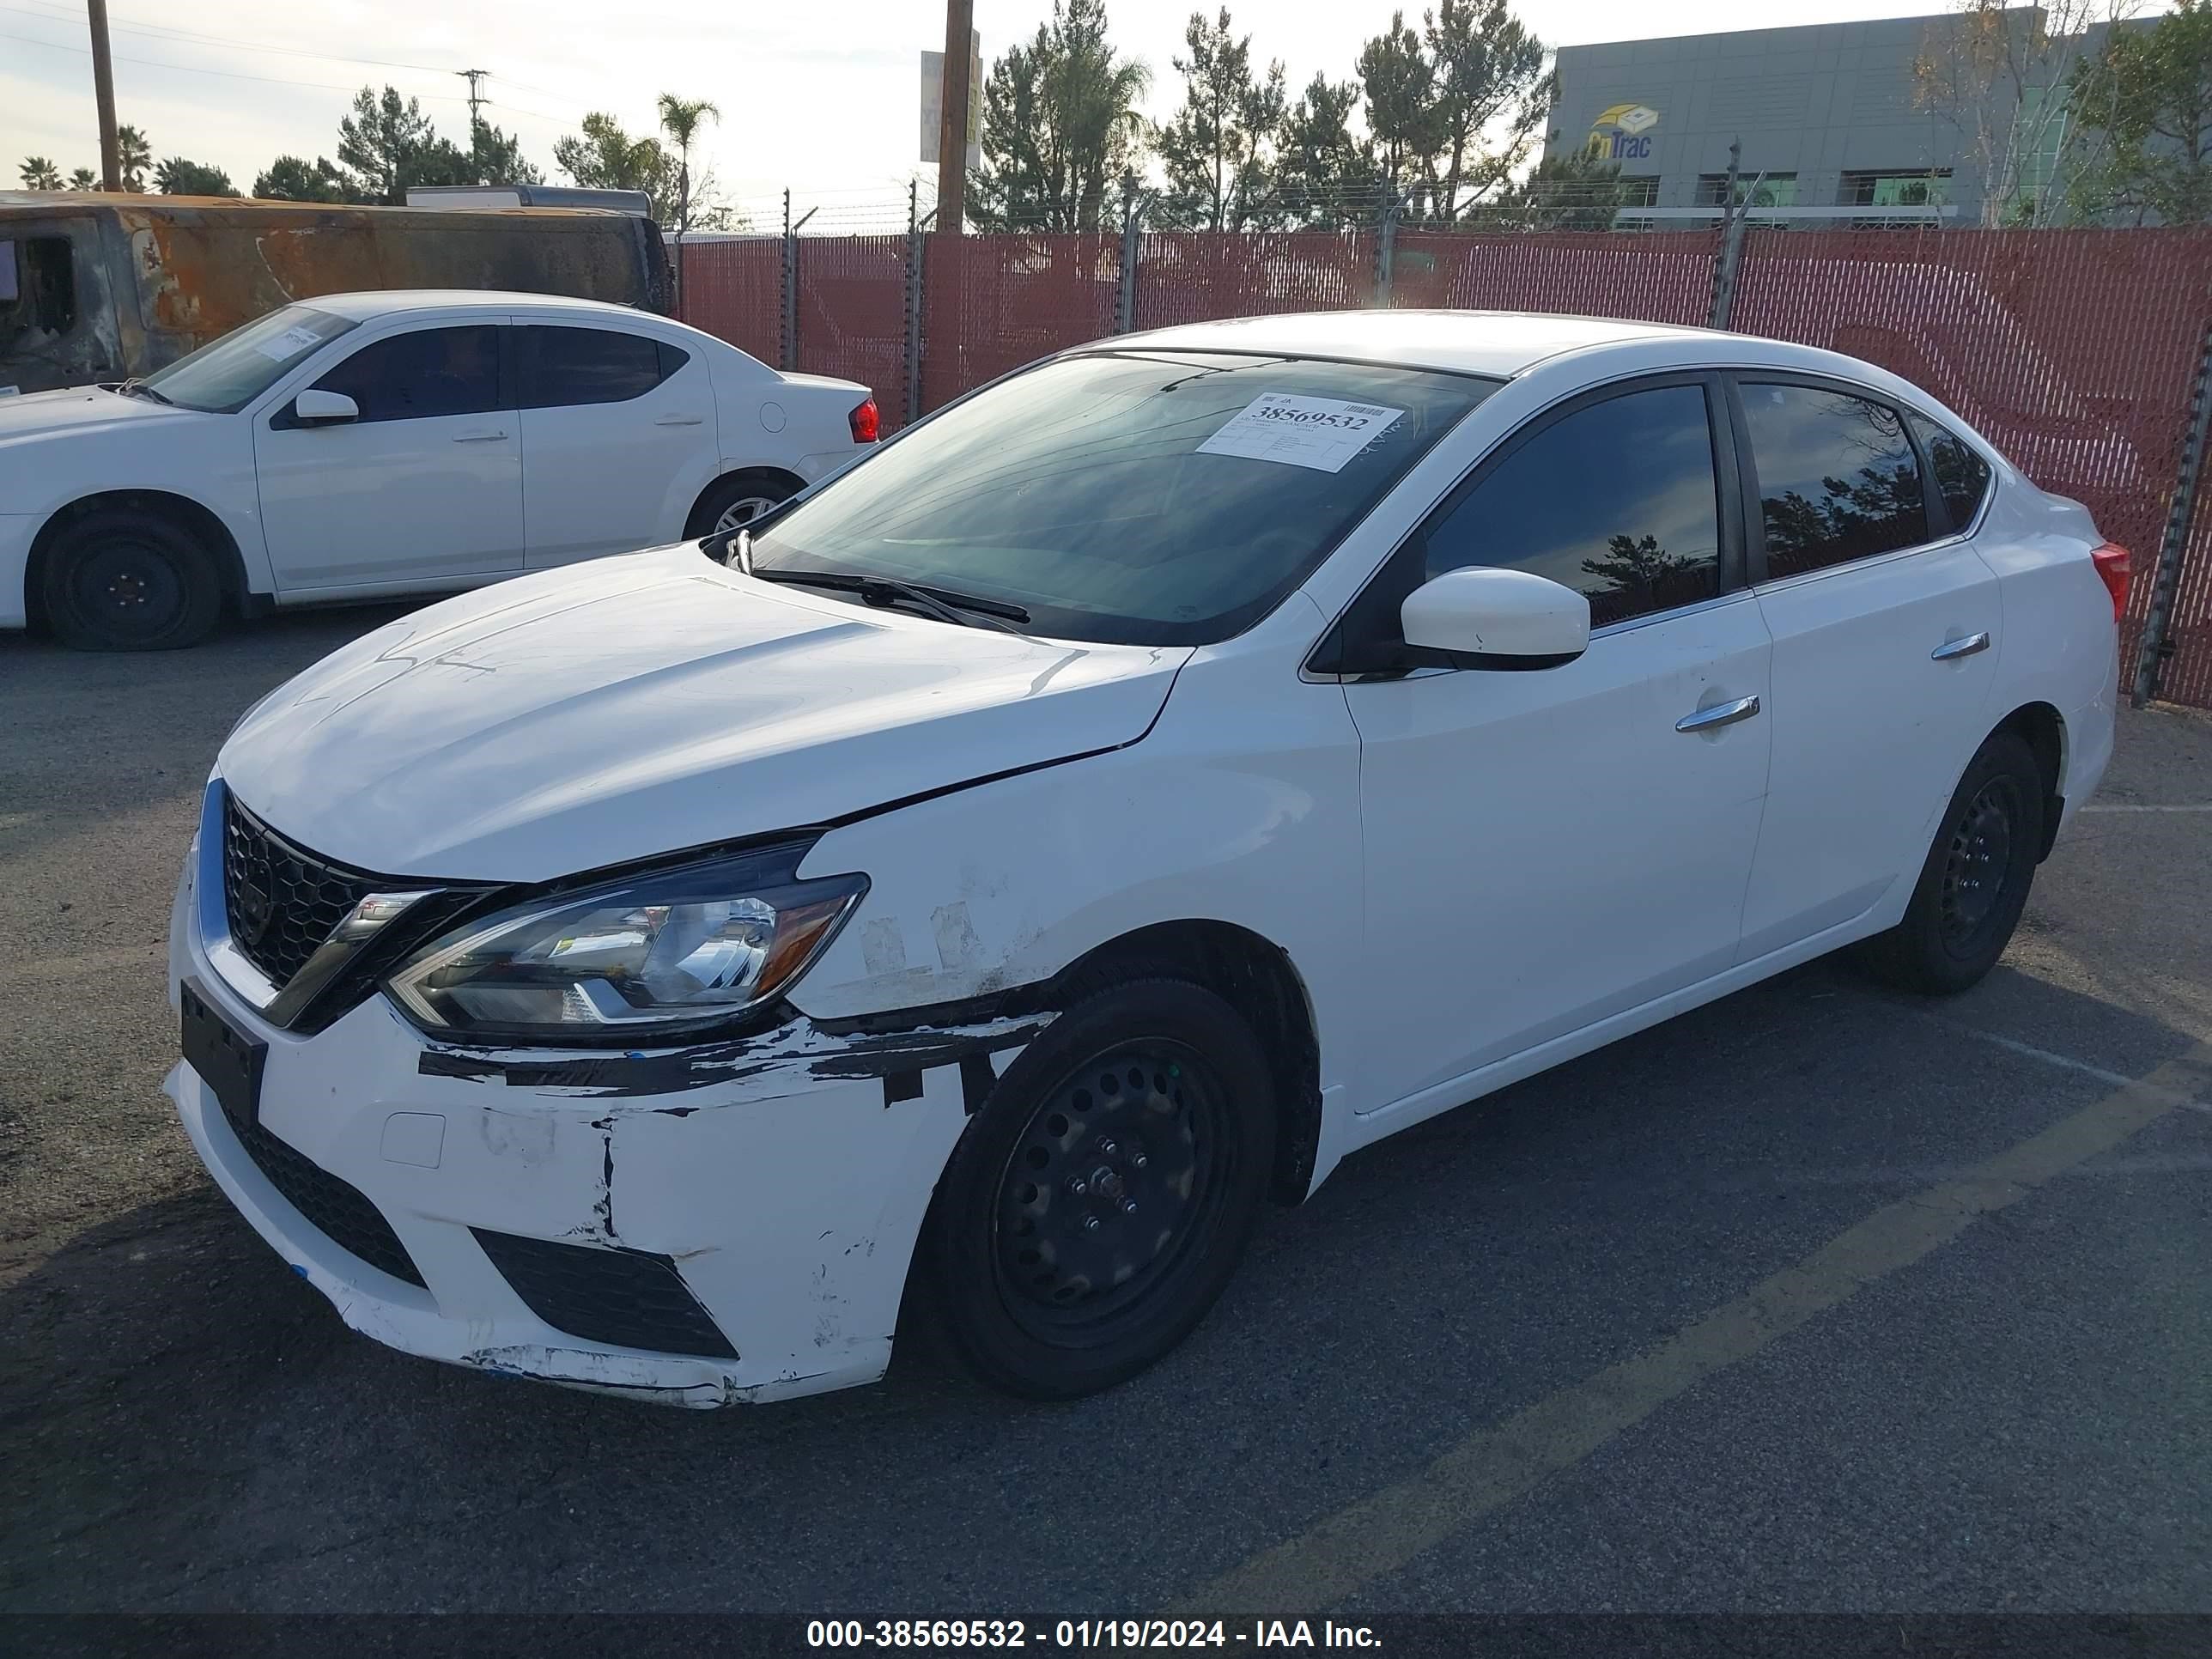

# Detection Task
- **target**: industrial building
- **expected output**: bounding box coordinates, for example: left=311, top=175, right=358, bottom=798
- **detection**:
left=1542, top=9, right=2128, bottom=225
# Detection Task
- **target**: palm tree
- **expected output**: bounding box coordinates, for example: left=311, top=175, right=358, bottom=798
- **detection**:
left=117, top=125, right=152, bottom=191
left=67, top=167, right=98, bottom=191
left=654, top=93, right=720, bottom=235
left=1064, top=49, right=1150, bottom=229
left=19, top=156, right=63, bottom=190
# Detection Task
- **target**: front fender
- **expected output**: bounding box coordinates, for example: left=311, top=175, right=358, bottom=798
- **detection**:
left=4, top=425, right=273, bottom=605
left=790, top=605, right=1364, bottom=1107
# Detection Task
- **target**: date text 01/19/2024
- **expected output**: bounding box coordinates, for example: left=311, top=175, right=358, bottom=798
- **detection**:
left=805, top=1620, right=1382, bottom=1649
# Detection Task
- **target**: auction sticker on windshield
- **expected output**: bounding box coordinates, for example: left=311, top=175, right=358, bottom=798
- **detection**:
left=1195, top=393, right=1406, bottom=473
left=252, top=325, right=329, bottom=362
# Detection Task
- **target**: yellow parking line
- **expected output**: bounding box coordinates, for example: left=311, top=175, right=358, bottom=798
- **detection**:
left=1181, top=1041, right=2212, bottom=1615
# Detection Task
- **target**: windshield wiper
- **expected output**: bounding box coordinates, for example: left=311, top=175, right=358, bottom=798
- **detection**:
left=747, top=566, right=1030, bottom=631
left=114, top=378, right=175, bottom=406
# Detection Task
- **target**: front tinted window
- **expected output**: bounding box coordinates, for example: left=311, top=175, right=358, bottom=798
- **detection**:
left=1423, top=383, right=1721, bottom=629
left=309, top=325, right=501, bottom=422
left=1741, top=383, right=1926, bottom=579
left=520, top=325, right=682, bottom=407
left=1910, top=413, right=1993, bottom=532
left=746, top=352, right=1498, bottom=646
left=143, top=305, right=356, bottom=413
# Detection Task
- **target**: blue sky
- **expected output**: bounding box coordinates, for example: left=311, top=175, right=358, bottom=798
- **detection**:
left=0, top=0, right=2044, bottom=219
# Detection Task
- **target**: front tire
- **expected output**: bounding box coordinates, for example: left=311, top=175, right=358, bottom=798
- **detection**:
left=40, top=506, right=223, bottom=651
left=925, top=977, right=1274, bottom=1401
left=1856, top=730, right=2045, bottom=995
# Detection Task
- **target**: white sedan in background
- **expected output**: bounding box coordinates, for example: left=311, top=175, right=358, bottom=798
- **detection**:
left=0, top=290, right=877, bottom=649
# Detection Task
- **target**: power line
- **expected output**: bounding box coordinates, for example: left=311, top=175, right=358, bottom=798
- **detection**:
left=482, top=75, right=591, bottom=111
left=481, top=97, right=574, bottom=129
left=0, top=25, right=474, bottom=100
left=0, top=2, right=593, bottom=112
left=0, top=1, right=459, bottom=78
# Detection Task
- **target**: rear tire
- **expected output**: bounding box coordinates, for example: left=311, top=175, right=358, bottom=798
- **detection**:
left=686, top=470, right=799, bottom=538
left=40, top=506, right=223, bottom=651
left=924, top=976, right=1274, bottom=1401
left=1855, top=730, right=2045, bottom=995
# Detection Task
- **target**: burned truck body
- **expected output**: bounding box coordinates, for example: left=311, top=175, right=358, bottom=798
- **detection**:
left=0, top=193, right=673, bottom=394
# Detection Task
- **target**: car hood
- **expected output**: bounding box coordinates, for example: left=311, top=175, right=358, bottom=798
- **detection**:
left=217, top=546, right=1188, bottom=882
left=0, top=386, right=208, bottom=449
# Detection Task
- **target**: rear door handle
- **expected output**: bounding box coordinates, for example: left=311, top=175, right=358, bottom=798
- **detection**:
left=1676, top=694, right=1762, bottom=733
left=452, top=429, right=508, bottom=443
left=653, top=412, right=705, bottom=426
left=1932, top=631, right=1991, bottom=661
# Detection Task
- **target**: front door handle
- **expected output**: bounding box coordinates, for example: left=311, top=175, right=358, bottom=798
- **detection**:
left=653, top=412, right=705, bottom=426
left=1676, top=694, right=1762, bottom=733
left=1932, top=631, right=1991, bottom=661
left=452, top=429, right=509, bottom=443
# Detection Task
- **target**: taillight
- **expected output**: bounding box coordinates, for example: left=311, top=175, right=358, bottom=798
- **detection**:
left=848, top=398, right=880, bottom=443
left=2091, top=542, right=2130, bottom=624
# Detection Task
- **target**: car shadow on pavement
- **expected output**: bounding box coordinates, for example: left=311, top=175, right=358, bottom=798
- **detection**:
left=1, top=952, right=2203, bottom=1611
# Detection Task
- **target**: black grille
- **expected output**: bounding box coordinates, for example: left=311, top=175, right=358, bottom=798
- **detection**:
left=472, top=1229, right=738, bottom=1358
left=222, top=1103, right=426, bottom=1287
left=222, top=794, right=380, bottom=988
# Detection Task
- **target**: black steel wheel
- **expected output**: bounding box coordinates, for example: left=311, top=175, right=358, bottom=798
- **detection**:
left=1856, top=729, right=2045, bottom=995
left=926, top=976, right=1273, bottom=1400
left=1937, top=775, right=2021, bottom=945
left=992, top=1039, right=1230, bottom=1336
left=41, top=506, right=223, bottom=651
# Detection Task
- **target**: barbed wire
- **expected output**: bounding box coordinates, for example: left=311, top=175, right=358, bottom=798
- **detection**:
left=700, top=181, right=1975, bottom=241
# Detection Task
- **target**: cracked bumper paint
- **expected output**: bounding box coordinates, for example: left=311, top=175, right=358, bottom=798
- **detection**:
left=167, top=846, right=1038, bottom=1406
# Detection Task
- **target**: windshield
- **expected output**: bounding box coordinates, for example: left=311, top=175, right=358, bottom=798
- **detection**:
left=142, top=305, right=357, bottom=413
left=745, top=350, right=1499, bottom=645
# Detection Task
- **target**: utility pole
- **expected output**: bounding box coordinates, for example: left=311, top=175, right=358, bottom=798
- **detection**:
left=86, top=0, right=121, bottom=191
left=935, top=0, right=975, bottom=236
left=459, top=69, right=490, bottom=179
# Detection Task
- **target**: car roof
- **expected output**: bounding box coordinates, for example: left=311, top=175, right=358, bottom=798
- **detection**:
left=298, top=289, right=659, bottom=321
left=1105, top=309, right=1737, bottom=379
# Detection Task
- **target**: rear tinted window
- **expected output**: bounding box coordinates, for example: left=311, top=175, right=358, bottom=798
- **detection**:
left=1910, top=413, right=1993, bottom=532
left=519, top=326, right=684, bottom=407
left=1741, top=383, right=1927, bottom=579
left=1424, top=383, right=1721, bottom=629
left=310, top=325, right=501, bottom=422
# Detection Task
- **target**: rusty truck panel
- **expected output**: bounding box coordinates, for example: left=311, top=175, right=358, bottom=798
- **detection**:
left=1, top=193, right=672, bottom=394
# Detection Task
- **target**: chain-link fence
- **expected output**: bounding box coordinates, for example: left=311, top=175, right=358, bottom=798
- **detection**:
left=676, top=222, right=2212, bottom=710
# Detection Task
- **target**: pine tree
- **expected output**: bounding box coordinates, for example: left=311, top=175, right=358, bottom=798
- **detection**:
left=1155, top=9, right=1286, bottom=231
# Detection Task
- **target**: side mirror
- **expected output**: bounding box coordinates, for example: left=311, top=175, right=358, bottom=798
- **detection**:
left=1400, top=567, right=1590, bottom=670
left=293, top=389, right=358, bottom=425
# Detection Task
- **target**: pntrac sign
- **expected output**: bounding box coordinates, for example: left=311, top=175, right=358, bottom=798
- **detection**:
left=1586, top=103, right=1661, bottom=161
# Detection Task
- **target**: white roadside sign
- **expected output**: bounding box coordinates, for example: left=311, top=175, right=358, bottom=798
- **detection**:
left=920, top=34, right=983, bottom=170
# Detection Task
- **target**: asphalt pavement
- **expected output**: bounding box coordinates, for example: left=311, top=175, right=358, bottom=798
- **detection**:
left=2, top=605, right=2208, bottom=1619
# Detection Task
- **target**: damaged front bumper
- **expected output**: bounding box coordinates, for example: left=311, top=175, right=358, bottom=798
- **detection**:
left=167, top=847, right=1043, bottom=1406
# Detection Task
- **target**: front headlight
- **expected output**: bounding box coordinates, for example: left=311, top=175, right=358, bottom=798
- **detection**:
left=386, top=844, right=866, bottom=1042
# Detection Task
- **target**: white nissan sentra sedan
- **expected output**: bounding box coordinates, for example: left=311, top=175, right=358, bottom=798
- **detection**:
left=0, top=290, right=876, bottom=650
left=167, top=310, right=2125, bottom=1405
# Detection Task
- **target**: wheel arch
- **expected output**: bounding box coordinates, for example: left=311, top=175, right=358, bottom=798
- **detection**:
left=1992, top=701, right=2066, bottom=860
left=25, top=489, right=252, bottom=629
left=684, top=465, right=806, bottom=538
left=1012, top=919, right=1326, bottom=1207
